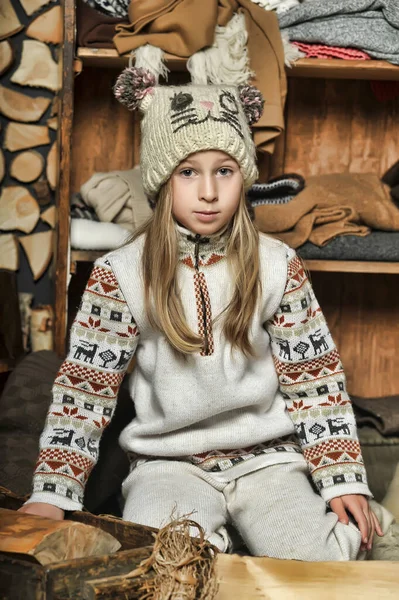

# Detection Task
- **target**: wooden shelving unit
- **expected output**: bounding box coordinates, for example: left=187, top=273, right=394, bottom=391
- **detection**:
left=75, top=48, right=399, bottom=80
left=57, top=0, right=399, bottom=396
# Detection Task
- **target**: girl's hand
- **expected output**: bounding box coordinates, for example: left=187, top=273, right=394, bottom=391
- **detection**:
left=18, top=502, right=65, bottom=521
left=330, top=494, right=383, bottom=551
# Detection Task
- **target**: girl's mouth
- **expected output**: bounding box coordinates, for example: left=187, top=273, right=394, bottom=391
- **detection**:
left=194, top=211, right=219, bottom=222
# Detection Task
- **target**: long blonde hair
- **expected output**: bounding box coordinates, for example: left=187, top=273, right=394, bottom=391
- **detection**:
left=131, top=180, right=261, bottom=357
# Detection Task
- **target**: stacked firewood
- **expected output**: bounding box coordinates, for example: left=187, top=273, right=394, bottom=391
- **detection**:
left=1, top=0, right=61, bottom=354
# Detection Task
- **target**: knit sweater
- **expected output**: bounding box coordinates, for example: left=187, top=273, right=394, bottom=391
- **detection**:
left=27, top=227, right=371, bottom=511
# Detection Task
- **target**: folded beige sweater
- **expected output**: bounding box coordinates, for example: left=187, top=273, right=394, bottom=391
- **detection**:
left=255, top=173, right=399, bottom=248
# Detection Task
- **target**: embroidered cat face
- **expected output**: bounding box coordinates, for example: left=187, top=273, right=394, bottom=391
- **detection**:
left=170, top=90, right=244, bottom=138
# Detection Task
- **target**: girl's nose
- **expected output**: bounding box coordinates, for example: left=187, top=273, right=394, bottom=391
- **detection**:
left=200, top=101, right=214, bottom=111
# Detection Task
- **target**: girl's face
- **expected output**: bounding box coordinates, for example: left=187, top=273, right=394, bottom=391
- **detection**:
left=171, top=150, right=243, bottom=236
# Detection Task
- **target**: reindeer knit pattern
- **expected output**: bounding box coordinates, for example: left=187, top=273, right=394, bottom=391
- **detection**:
left=26, top=229, right=370, bottom=512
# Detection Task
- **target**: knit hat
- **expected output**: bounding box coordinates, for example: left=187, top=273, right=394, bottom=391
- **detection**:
left=113, top=67, right=264, bottom=200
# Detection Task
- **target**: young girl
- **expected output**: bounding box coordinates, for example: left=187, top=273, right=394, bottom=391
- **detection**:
left=20, top=69, right=385, bottom=560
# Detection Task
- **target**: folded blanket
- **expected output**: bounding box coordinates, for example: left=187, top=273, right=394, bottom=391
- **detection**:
left=247, top=173, right=304, bottom=206
left=279, top=0, right=399, bottom=66
left=79, top=166, right=152, bottom=232
left=353, top=395, right=399, bottom=436
left=291, top=42, right=371, bottom=61
left=70, top=219, right=131, bottom=250
left=114, top=0, right=287, bottom=154
left=255, top=172, right=399, bottom=247
left=298, top=231, right=399, bottom=261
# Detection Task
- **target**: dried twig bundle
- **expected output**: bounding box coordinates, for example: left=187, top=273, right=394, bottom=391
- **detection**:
left=128, top=515, right=219, bottom=600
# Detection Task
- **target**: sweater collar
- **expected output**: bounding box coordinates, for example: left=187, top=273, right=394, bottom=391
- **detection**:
left=176, top=223, right=229, bottom=266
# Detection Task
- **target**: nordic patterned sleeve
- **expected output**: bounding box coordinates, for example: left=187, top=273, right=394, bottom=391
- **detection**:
left=266, top=248, right=372, bottom=504
left=25, top=256, right=140, bottom=512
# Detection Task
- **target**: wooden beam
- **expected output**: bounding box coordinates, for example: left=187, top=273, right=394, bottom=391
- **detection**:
left=54, top=0, right=75, bottom=357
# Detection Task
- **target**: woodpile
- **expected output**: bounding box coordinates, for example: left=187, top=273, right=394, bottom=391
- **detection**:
left=0, top=0, right=62, bottom=356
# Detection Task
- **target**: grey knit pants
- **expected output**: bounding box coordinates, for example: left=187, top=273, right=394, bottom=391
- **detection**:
left=122, top=459, right=362, bottom=561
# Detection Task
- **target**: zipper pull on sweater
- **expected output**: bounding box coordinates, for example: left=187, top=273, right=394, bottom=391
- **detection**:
left=194, top=233, right=201, bottom=270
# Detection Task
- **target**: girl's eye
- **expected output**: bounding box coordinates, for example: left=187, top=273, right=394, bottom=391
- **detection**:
left=219, top=168, right=232, bottom=176
left=180, top=169, right=194, bottom=177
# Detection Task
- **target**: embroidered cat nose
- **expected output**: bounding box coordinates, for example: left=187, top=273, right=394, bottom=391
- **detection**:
left=200, top=101, right=214, bottom=111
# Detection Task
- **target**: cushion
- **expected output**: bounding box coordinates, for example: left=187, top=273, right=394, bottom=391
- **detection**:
left=0, top=350, right=62, bottom=496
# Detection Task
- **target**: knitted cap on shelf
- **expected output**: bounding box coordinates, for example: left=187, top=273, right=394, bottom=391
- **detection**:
left=113, top=67, right=264, bottom=200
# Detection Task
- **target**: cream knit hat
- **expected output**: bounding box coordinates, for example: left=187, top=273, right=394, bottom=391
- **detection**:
left=113, top=68, right=264, bottom=200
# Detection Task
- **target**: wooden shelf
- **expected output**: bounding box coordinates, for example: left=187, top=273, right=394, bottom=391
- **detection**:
left=75, top=48, right=187, bottom=71
left=304, top=260, right=399, bottom=274
left=75, top=49, right=399, bottom=80
left=287, top=58, right=399, bottom=80
left=71, top=250, right=399, bottom=274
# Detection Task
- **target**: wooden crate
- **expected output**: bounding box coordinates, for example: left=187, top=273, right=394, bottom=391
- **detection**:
left=0, top=488, right=155, bottom=600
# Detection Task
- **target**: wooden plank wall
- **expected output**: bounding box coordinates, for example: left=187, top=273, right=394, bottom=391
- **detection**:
left=284, top=78, right=399, bottom=397
left=71, top=71, right=399, bottom=398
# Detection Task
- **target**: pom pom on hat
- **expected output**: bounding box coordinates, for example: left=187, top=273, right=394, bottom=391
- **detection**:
left=238, top=85, right=264, bottom=125
left=113, top=67, right=156, bottom=111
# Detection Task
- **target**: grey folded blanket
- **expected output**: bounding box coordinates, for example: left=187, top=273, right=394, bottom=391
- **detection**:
left=352, top=395, right=399, bottom=436
left=298, top=231, right=399, bottom=262
left=279, top=0, right=399, bottom=65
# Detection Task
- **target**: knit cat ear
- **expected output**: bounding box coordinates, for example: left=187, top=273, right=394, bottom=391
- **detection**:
left=113, top=66, right=156, bottom=112
left=238, top=85, right=265, bottom=126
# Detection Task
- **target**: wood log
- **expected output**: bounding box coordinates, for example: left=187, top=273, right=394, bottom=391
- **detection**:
left=19, top=0, right=52, bottom=17
left=0, top=0, right=24, bottom=41
left=0, top=148, right=4, bottom=183
left=0, top=508, right=121, bottom=566
left=0, top=234, right=19, bottom=271
left=0, top=186, right=40, bottom=233
left=18, top=292, right=33, bottom=352
left=33, top=177, right=52, bottom=206
left=26, top=6, right=62, bottom=45
left=40, top=205, right=56, bottom=229
left=30, top=304, right=54, bottom=351
left=10, top=150, right=44, bottom=182
left=47, top=116, right=58, bottom=130
left=51, top=94, right=59, bottom=116
left=0, top=84, right=51, bottom=122
left=46, top=141, right=58, bottom=189
left=10, top=40, right=60, bottom=92
left=40, top=204, right=56, bottom=228
left=4, top=122, right=50, bottom=152
left=19, top=229, right=53, bottom=280
left=0, top=40, right=14, bottom=76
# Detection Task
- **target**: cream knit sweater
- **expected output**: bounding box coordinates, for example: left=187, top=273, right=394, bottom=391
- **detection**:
left=27, top=226, right=371, bottom=511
